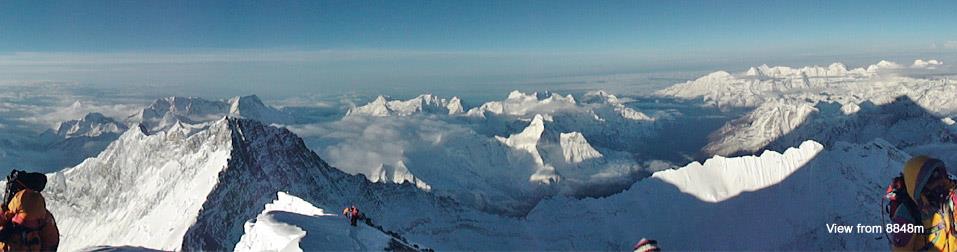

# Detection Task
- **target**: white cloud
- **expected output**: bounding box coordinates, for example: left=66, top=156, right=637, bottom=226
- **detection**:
left=24, top=101, right=143, bottom=129
left=912, top=59, right=944, bottom=69
left=0, top=84, right=148, bottom=130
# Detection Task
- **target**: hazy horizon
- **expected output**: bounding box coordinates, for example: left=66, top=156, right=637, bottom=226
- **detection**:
left=3, top=1, right=957, bottom=99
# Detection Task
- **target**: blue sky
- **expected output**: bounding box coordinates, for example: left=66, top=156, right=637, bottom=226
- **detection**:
left=1, top=0, right=956, bottom=98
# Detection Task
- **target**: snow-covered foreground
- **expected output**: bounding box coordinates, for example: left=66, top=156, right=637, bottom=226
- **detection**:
left=235, top=192, right=404, bottom=252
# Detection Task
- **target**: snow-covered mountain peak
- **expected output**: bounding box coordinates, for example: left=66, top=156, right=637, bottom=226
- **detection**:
left=497, top=114, right=546, bottom=149
left=345, top=94, right=463, bottom=117
left=130, top=95, right=292, bottom=132
left=559, top=132, right=603, bottom=163
left=543, top=92, right=576, bottom=104
left=447, top=96, right=464, bottom=114
left=656, top=59, right=957, bottom=110
left=47, top=116, right=371, bottom=251
left=369, top=161, right=432, bottom=191
left=581, top=90, right=621, bottom=105
left=466, top=90, right=581, bottom=118
left=495, top=114, right=559, bottom=184
left=55, top=112, right=128, bottom=138
left=507, top=90, right=532, bottom=99
left=227, top=95, right=294, bottom=125
left=48, top=117, right=234, bottom=251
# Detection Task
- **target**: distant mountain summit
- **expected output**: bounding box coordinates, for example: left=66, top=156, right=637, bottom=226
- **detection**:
left=128, top=95, right=293, bottom=132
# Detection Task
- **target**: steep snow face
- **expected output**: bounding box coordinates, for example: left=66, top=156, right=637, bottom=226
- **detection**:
left=345, top=94, right=464, bottom=117
left=129, top=95, right=292, bottom=132
left=53, top=112, right=127, bottom=138
left=523, top=139, right=911, bottom=250
left=703, top=99, right=819, bottom=155
left=559, top=132, right=603, bottom=163
left=704, top=96, right=957, bottom=156
left=46, top=119, right=233, bottom=251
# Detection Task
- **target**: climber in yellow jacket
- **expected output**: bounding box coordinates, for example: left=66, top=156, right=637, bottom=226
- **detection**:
left=0, top=187, right=59, bottom=251
left=892, top=156, right=957, bottom=251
